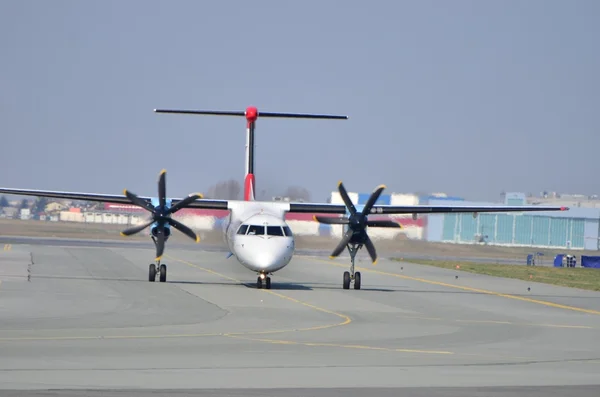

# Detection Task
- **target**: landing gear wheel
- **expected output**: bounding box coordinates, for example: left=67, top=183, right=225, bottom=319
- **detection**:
left=343, top=271, right=350, bottom=290
left=159, top=264, right=167, bottom=282
left=265, top=276, right=271, bottom=290
left=257, top=276, right=263, bottom=289
left=354, top=271, right=361, bottom=290
left=149, top=264, right=156, bottom=282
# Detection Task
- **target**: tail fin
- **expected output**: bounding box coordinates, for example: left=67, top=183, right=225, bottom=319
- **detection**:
left=154, top=107, right=348, bottom=202
left=244, top=108, right=257, bottom=201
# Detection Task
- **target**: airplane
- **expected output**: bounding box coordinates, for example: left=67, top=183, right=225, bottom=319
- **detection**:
left=0, top=106, right=570, bottom=290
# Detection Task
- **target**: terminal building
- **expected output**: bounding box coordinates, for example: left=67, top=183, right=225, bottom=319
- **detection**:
left=425, top=192, right=600, bottom=251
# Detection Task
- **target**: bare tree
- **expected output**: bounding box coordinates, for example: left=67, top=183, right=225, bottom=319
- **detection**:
left=205, top=179, right=312, bottom=202
left=282, top=186, right=311, bottom=202
left=206, top=179, right=241, bottom=200
left=32, top=197, right=48, bottom=214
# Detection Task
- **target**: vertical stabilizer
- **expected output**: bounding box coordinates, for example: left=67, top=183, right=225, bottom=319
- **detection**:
left=244, top=107, right=258, bottom=201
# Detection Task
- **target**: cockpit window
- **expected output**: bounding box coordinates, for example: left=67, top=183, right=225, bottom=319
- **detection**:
left=246, top=225, right=265, bottom=235
left=266, top=226, right=285, bottom=236
left=238, top=224, right=291, bottom=237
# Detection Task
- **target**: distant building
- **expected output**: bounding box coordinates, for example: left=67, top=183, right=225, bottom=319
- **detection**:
left=44, top=202, right=67, bottom=213
left=527, top=191, right=600, bottom=209
left=427, top=192, right=600, bottom=250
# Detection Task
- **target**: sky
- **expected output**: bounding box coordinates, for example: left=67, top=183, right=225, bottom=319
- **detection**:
left=0, top=0, right=598, bottom=203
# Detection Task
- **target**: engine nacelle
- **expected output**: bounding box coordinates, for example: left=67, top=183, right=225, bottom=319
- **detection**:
left=151, top=224, right=171, bottom=240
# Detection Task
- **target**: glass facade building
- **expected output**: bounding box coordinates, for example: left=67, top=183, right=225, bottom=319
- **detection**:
left=439, top=213, right=587, bottom=249
left=425, top=195, right=600, bottom=250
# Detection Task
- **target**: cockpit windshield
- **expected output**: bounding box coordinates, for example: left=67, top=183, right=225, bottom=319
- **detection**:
left=236, top=224, right=293, bottom=237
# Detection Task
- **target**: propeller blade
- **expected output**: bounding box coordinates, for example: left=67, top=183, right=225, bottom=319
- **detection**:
left=168, top=218, right=200, bottom=242
left=124, top=189, right=156, bottom=212
left=120, top=219, right=155, bottom=236
left=168, top=193, right=203, bottom=214
left=366, top=220, right=402, bottom=228
left=337, top=181, right=357, bottom=215
left=364, top=235, right=378, bottom=265
left=155, top=224, right=166, bottom=260
left=361, top=184, right=386, bottom=215
left=158, top=169, right=167, bottom=208
left=330, top=229, right=353, bottom=258
left=314, top=215, right=350, bottom=225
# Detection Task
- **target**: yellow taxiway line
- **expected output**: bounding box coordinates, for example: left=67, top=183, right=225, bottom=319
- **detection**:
left=170, top=255, right=455, bottom=356
left=310, top=257, right=600, bottom=316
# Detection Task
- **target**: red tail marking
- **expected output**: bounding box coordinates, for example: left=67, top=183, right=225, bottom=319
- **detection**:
left=244, top=173, right=255, bottom=201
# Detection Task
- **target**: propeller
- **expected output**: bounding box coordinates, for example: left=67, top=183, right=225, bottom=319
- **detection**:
left=314, top=181, right=402, bottom=264
left=120, top=169, right=203, bottom=260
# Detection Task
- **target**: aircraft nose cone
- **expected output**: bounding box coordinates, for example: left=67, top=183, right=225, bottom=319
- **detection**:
left=254, top=239, right=293, bottom=271
left=256, top=253, right=278, bottom=269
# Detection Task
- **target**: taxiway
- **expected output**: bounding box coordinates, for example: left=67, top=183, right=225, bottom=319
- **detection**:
left=1, top=238, right=600, bottom=396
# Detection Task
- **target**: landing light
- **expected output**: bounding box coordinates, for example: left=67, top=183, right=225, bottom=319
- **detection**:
left=260, top=273, right=266, bottom=279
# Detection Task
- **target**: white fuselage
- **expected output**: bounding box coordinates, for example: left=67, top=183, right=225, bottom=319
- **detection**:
left=220, top=200, right=295, bottom=274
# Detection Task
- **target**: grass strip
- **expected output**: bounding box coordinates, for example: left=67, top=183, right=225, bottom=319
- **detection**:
left=395, top=259, right=600, bottom=292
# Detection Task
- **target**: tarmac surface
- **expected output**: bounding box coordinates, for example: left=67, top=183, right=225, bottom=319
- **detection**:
left=1, top=237, right=600, bottom=396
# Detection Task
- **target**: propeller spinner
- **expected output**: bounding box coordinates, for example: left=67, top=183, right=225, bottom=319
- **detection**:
left=314, top=181, right=402, bottom=264
left=120, top=169, right=203, bottom=260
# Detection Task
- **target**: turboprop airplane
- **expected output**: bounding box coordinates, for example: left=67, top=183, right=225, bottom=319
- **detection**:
left=0, top=106, right=569, bottom=290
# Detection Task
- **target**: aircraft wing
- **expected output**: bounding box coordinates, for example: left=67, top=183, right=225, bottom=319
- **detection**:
left=0, top=187, right=569, bottom=214
left=0, top=188, right=229, bottom=210
left=0, top=188, right=136, bottom=204
left=288, top=202, right=569, bottom=214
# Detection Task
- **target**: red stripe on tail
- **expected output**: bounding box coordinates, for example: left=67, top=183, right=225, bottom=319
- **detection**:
left=244, top=173, right=255, bottom=201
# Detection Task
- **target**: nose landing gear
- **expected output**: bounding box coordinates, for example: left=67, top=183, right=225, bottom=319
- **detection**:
left=257, top=272, right=271, bottom=289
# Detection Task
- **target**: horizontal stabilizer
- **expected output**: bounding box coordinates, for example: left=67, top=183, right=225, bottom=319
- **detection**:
left=154, top=108, right=348, bottom=120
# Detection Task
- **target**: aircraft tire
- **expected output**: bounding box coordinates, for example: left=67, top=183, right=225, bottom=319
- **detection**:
left=354, top=272, right=361, bottom=290
left=149, top=264, right=156, bottom=282
left=257, top=276, right=263, bottom=289
left=343, top=271, right=350, bottom=290
left=159, top=264, right=167, bottom=283
left=266, top=277, right=271, bottom=289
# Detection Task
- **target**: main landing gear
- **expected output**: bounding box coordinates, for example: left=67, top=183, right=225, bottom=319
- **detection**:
left=149, top=260, right=167, bottom=282
left=256, top=272, right=271, bottom=289
left=342, top=244, right=361, bottom=290
left=148, top=234, right=168, bottom=282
